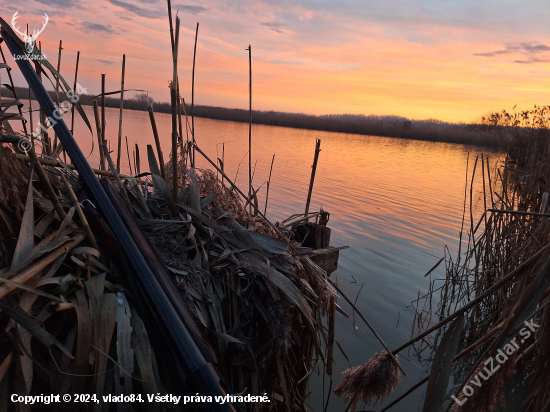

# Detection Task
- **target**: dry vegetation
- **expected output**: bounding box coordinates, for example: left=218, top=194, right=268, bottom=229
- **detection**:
left=407, top=106, right=550, bottom=411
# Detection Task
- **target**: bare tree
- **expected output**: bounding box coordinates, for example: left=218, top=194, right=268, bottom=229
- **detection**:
left=134, top=92, right=154, bottom=105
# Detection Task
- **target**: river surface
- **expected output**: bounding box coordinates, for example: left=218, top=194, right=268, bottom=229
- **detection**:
left=25, top=105, right=501, bottom=411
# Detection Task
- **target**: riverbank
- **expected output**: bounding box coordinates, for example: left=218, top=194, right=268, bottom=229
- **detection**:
left=4, top=86, right=499, bottom=148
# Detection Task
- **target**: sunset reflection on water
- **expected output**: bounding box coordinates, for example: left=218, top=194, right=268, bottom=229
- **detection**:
left=37, top=105, right=500, bottom=411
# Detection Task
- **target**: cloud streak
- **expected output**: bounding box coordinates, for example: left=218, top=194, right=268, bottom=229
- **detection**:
left=34, top=0, right=81, bottom=8
left=96, top=58, right=115, bottom=64
left=261, top=21, right=285, bottom=33
left=474, top=42, right=550, bottom=64
left=81, top=22, right=118, bottom=35
left=173, top=4, right=208, bottom=14
left=107, top=0, right=164, bottom=19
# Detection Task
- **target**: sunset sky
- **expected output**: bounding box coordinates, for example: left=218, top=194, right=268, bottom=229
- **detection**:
left=1, top=0, right=550, bottom=122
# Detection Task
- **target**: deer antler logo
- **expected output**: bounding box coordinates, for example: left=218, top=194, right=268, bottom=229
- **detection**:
left=11, top=11, right=49, bottom=54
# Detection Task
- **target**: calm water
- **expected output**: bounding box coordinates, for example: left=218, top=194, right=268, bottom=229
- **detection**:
left=26, top=105, right=500, bottom=410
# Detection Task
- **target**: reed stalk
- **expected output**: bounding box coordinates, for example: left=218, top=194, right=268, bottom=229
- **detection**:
left=191, top=23, right=199, bottom=168
left=36, top=42, right=50, bottom=156
left=177, top=77, right=183, bottom=148
left=264, top=153, right=275, bottom=216
left=125, top=136, right=132, bottom=176
left=116, top=54, right=125, bottom=173
left=52, top=40, right=62, bottom=154
left=101, top=74, right=106, bottom=154
left=102, top=143, right=128, bottom=201
left=135, top=143, right=140, bottom=176
left=305, top=139, right=321, bottom=216
left=93, top=100, right=105, bottom=170
left=70, top=51, right=80, bottom=136
left=247, top=45, right=252, bottom=215
left=147, top=104, right=166, bottom=181
left=60, top=174, right=96, bottom=246
left=170, top=16, right=181, bottom=201
left=166, top=0, right=175, bottom=55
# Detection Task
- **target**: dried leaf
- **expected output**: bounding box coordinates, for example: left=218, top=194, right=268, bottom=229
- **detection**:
left=0, top=296, right=73, bottom=359
left=147, top=145, right=161, bottom=178
left=0, top=351, right=13, bottom=382
left=70, top=289, right=93, bottom=394
left=424, top=257, right=445, bottom=277
left=151, top=174, right=178, bottom=217
left=94, top=293, right=117, bottom=399
left=115, top=292, right=134, bottom=397
left=11, top=174, right=34, bottom=270
left=189, top=175, right=201, bottom=213
left=34, top=210, right=56, bottom=237
left=129, top=306, right=159, bottom=411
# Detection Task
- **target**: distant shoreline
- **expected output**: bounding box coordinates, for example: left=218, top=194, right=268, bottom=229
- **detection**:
left=3, top=86, right=500, bottom=148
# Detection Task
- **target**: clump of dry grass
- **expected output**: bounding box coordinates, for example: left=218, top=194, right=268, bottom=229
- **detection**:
left=334, top=352, right=401, bottom=412
left=163, top=144, right=188, bottom=189
left=163, top=146, right=251, bottom=222
left=195, top=167, right=249, bottom=221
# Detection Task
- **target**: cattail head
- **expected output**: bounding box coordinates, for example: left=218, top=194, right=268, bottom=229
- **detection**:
left=334, top=352, right=401, bottom=412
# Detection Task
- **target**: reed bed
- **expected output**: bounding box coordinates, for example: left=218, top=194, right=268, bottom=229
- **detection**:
left=0, top=122, right=341, bottom=411
left=405, top=107, right=550, bottom=412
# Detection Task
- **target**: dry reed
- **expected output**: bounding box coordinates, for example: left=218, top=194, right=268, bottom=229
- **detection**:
left=334, top=352, right=401, bottom=412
